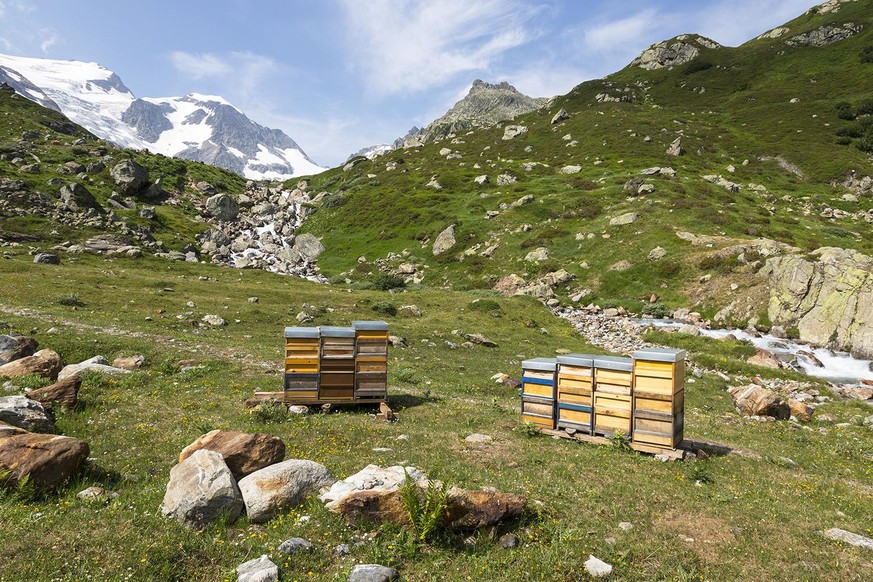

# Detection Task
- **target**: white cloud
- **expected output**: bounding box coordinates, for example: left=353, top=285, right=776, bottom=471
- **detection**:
left=584, top=9, right=663, bottom=53
left=168, top=50, right=281, bottom=104
left=690, top=0, right=818, bottom=46
left=39, top=28, right=59, bottom=53
left=339, top=0, right=543, bottom=95
left=169, top=51, right=234, bottom=79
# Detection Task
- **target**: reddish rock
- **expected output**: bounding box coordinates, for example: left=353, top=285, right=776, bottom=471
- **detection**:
left=331, top=488, right=410, bottom=526
left=26, top=375, right=81, bottom=410
left=178, top=430, right=285, bottom=480
left=0, top=432, right=89, bottom=490
left=443, top=487, right=527, bottom=530
left=112, top=355, right=144, bottom=370
left=727, top=384, right=790, bottom=419
left=0, top=421, right=28, bottom=440
left=0, top=349, right=62, bottom=380
left=787, top=398, right=814, bottom=422
left=747, top=350, right=782, bottom=370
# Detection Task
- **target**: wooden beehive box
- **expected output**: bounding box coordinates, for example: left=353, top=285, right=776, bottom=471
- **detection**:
left=556, top=354, right=594, bottom=434
left=521, top=357, right=557, bottom=429
left=353, top=320, right=388, bottom=401
left=284, top=327, right=320, bottom=401
left=632, top=348, right=686, bottom=450
left=593, top=356, right=633, bottom=437
left=319, top=326, right=356, bottom=401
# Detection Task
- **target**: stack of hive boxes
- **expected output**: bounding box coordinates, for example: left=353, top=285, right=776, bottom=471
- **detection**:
left=353, top=320, right=389, bottom=400
left=520, top=358, right=558, bottom=429
left=555, top=355, right=594, bottom=433
left=283, top=327, right=321, bottom=401
left=521, top=348, right=686, bottom=452
left=593, top=356, right=634, bottom=438
left=631, top=348, right=685, bottom=450
left=319, top=326, right=356, bottom=401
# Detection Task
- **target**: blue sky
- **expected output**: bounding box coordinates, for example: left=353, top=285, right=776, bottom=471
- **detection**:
left=0, top=0, right=819, bottom=166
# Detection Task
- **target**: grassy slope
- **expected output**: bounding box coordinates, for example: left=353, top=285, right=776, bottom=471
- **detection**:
left=0, top=253, right=871, bottom=581
left=296, top=3, right=873, bottom=318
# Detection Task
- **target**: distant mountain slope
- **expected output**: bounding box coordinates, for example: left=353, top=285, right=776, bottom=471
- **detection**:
left=0, top=53, right=325, bottom=179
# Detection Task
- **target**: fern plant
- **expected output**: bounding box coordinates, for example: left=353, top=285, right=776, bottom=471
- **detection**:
left=399, top=470, right=449, bottom=542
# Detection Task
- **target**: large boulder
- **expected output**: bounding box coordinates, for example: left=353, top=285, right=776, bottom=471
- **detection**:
left=0, top=431, right=89, bottom=490
left=0, top=335, right=37, bottom=365
left=178, top=430, right=285, bottom=480
left=0, top=349, right=62, bottom=380
left=238, top=459, right=333, bottom=523
left=630, top=35, right=720, bottom=70
left=205, top=193, right=239, bottom=221
left=321, top=464, right=425, bottom=510
left=727, top=385, right=790, bottom=419
left=290, top=233, right=324, bottom=262
left=110, top=160, right=149, bottom=196
left=25, top=375, right=81, bottom=410
left=58, top=182, right=97, bottom=211
left=160, top=449, right=244, bottom=528
left=432, top=225, right=456, bottom=256
left=236, top=555, right=279, bottom=582
left=764, top=248, right=873, bottom=358
left=58, top=356, right=130, bottom=381
left=0, top=395, right=55, bottom=432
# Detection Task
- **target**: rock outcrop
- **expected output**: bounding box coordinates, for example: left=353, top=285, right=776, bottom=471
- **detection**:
left=764, top=248, right=873, bottom=358
left=631, top=35, right=721, bottom=70
left=786, top=23, right=863, bottom=47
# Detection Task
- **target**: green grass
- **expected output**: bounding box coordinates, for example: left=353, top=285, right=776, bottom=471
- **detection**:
left=0, top=253, right=870, bottom=581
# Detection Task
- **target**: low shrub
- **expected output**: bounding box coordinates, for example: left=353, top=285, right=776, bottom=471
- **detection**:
left=371, top=301, right=397, bottom=316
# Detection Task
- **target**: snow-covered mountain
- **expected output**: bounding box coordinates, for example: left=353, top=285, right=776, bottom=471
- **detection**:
left=0, top=53, right=325, bottom=179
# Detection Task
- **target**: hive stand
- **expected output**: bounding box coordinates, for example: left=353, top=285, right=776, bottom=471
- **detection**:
left=353, top=320, right=389, bottom=401
left=521, top=357, right=558, bottom=429
left=632, top=348, right=686, bottom=451
left=319, top=326, right=356, bottom=402
left=593, top=356, right=634, bottom=438
left=283, top=327, right=321, bottom=402
left=556, top=354, right=594, bottom=435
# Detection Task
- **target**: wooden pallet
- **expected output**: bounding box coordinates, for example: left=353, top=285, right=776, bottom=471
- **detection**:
left=253, top=391, right=387, bottom=407
left=537, top=427, right=686, bottom=460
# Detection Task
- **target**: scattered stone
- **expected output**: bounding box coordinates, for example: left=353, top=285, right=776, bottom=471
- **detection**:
left=551, top=108, right=569, bottom=124
left=238, top=459, right=334, bottom=523
left=179, top=430, right=286, bottom=480
left=443, top=486, right=527, bottom=530
left=278, top=537, right=312, bottom=555
left=464, top=433, right=493, bottom=445
left=666, top=137, right=683, bottom=156
left=648, top=247, right=667, bottom=260
left=0, top=349, right=62, bottom=380
left=560, top=165, right=582, bottom=174
left=502, top=125, right=527, bottom=140
left=748, top=349, right=782, bottom=369
left=619, top=521, right=633, bottom=532
left=348, top=564, right=399, bottom=582
left=109, top=160, right=149, bottom=195
left=248, top=297, right=259, bottom=303
left=398, top=305, right=422, bottom=317
left=112, top=355, right=145, bottom=370
left=205, top=193, right=239, bottom=221
left=609, top=212, right=639, bottom=226
left=320, top=465, right=425, bottom=510
left=432, top=225, right=456, bottom=256
left=823, top=528, right=873, bottom=551
left=497, top=173, right=517, bottom=186
left=474, top=175, right=488, bottom=184
left=788, top=398, right=814, bottom=421
left=727, top=384, right=789, bottom=419
left=0, top=395, right=55, bottom=432
left=0, top=431, right=89, bottom=491
left=335, top=543, right=351, bottom=556
left=499, top=533, right=520, bottom=548
left=25, top=375, right=80, bottom=410
left=77, top=486, right=107, bottom=501
left=201, top=315, right=227, bottom=327
left=290, top=233, right=325, bottom=261
left=463, top=333, right=497, bottom=348
left=525, top=247, right=549, bottom=262
left=160, top=449, right=244, bottom=528
left=609, top=260, right=633, bottom=271
left=584, top=555, right=613, bottom=578
left=33, top=253, right=59, bottom=265
left=236, top=555, right=279, bottom=582
left=58, top=356, right=130, bottom=381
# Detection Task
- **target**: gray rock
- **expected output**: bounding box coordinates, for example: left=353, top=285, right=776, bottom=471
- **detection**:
left=138, top=206, right=156, bottom=219
left=524, top=247, right=549, bottom=262
left=551, top=108, right=569, bottom=124
left=432, top=225, right=456, bottom=256
left=278, top=537, right=312, bottom=555
left=584, top=555, right=613, bottom=577
left=473, top=175, right=488, bottom=184
left=291, top=233, right=324, bottom=261
left=464, top=433, right=493, bottom=445
left=348, top=564, right=400, bottom=582
left=823, top=528, right=873, bottom=550
left=0, top=335, right=37, bottom=365
left=201, top=315, right=227, bottom=327
left=59, top=183, right=97, bottom=211
left=632, top=36, right=718, bottom=70
left=335, top=543, right=351, bottom=556
left=787, top=23, right=863, bottom=48
left=160, top=449, right=244, bottom=528
left=33, top=253, right=60, bottom=265
left=238, top=459, right=334, bottom=523
left=109, top=160, right=149, bottom=196
left=58, top=356, right=131, bottom=381
left=236, top=555, right=279, bottom=582
left=499, top=533, right=519, bottom=548
left=205, top=194, right=239, bottom=221
left=666, top=137, right=683, bottom=156
left=609, top=212, right=639, bottom=226
left=502, top=125, right=527, bottom=140
left=0, top=395, right=55, bottom=432
left=648, top=247, right=667, bottom=260
left=496, top=173, right=517, bottom=186
left=560, top=165, right=582, bottom=174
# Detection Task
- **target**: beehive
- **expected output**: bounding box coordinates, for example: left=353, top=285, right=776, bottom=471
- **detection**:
left=632, top=348, right=685, bottom=450
left=283, top=327, right=320, bottom=401
left=593, top=356, right=633, bottom=436
left=353, top=320, right=388, bottom=400
left=521, top=357, right=557, bottom=429
left=556, top=354, right=594, bottom=434
left=319, top=326, right=356, bottom=401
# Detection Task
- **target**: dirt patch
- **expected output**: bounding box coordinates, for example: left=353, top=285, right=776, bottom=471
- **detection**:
left=656, top=509, right=737, bottom=561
